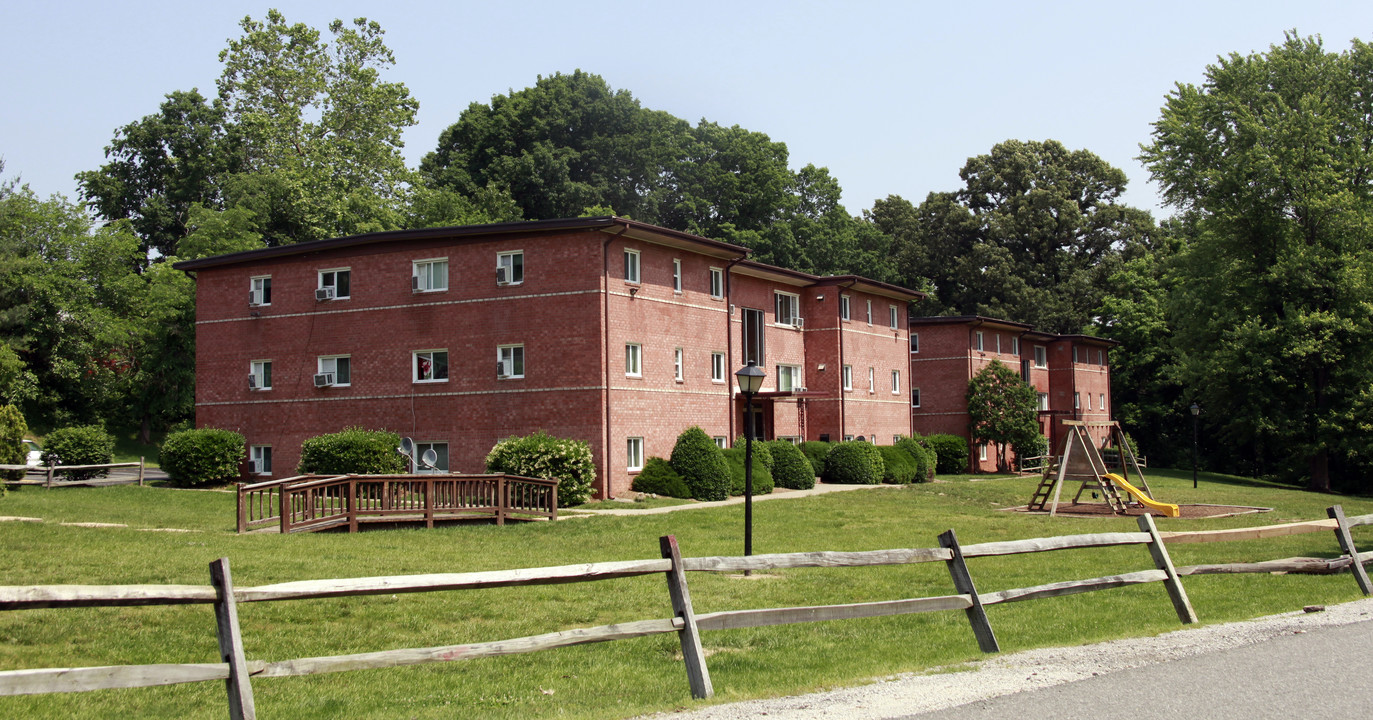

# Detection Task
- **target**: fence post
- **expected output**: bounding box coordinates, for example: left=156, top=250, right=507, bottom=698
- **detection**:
left=938, top=529, right=999, bottom=653
left=138, top=456, right=145, bottom=486
left=1328, top=505, right=1372, bottom=596
left=209, top=557, right=256, bottom=720
left=1137, top=514, right=1197, bottom=623
left=45, top=464, right=53, bottom=489
left=659, top=535, right=714, bottom=699
left=237, top=485, right=247, bottom=534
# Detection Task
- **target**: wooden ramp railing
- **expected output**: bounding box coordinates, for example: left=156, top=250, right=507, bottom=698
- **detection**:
left=237, top=473, right=559, bottom=533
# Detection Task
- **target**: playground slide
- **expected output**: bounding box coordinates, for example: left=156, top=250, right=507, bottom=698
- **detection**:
left=1102, top=473, right=1179, bottom=518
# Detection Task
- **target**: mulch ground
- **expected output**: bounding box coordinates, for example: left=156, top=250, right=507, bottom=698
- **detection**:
left=1012, top=503, right=1270, bottom=519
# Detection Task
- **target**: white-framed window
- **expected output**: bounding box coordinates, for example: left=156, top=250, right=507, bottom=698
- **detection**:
left=1097, top=349, right=1105, bottom=365
left=626, top=437, right=644, bottom=471
left=623, top=249, right=640, bottom=283
left=912, top=387, right=921, bottom=407
left=414, top=350, right=449, bottom=383
left=843, top=365, right=853, bottom=391
left=1034, top=345, right=1047, bottom=368
left=674, top=348, right=684, bottom=382
left=713, top=436, right=727, bottom=449
left=1074, top=392, right=1081, bottom=409
left=1012, top=337, right=1020, bottom=355
left=775, top=291, right=801, bottom=327
left=497, top=344, right=524, bottom=379
left=840, top=295, right=851, bottom=321
left=1073, top=346, right=1079, bottom=363
left=865, top=299, right=872, bottom=325
left=317, top=355, right=351, bottom=386
left=625, top=343, right=642, bottom=377
left=1086, top=393, right=1092, bottom=410
left=1100, top=393, right=1106, bottom=410
left=889, top=305, right=898, bottom=329
left=911, top=333, right=919, bottom=353
left=249, top=360, right=271, bottom=390
left=709, top=267, right=724, bottom=299
left=868, top=367, right=875, bottom=394
left=894, top=435, right=903, bottom=444
left=711, top=352, right=726, bottom=383
left=979, top=444, right=988, bottom=462
left=672, top=259, right=682, bottom=293
left=995, top=334, right=1002, bottom=354
left=777, top=436, right=801, bottom=445
left=975, top=331, right=984, bottom=352
left=250, top=445, right=272, bottom=475
left=317, top=268, right=350, bottom=299
left=249, top=276, right=271, bottom=306
left=415, top=442, right=450, bottom=474
left=844, top=435, right=855, bottom=442
left=891, top=369, right=900, bottom=394
left=497, top=251, right=524, bottom=286
left=413, top=258, right=448, bottom=292
left=777, top=364, right=801, bottom=392
left=1038, top=392, right=1049, bottom=411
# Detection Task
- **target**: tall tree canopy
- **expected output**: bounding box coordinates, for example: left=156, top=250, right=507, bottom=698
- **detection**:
left=875, top=139, right=1157, bottom=333
left=1140, top=33, right=1373, bottom=492
left=966, top=360, right=1040, bottom=472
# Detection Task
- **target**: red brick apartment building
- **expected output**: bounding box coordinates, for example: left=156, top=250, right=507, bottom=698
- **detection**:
left=908, top=316, right=1117, bottom=472
left=174, top=217, right=921, bottom=498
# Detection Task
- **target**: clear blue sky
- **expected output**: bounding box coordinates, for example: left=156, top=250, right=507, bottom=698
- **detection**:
left=5, top=1, right=1371, bottom=220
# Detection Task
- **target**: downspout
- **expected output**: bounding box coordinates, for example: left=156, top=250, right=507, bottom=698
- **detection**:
left=967, top=319, right=985, bottom=472
left=602, top=226, right=628, bottom=499
left=724, top=255, right=746, bottom=442
left=837, top=279, right=858, bottom=438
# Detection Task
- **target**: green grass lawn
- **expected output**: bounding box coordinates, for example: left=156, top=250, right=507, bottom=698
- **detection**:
left=0, top=468, right=1369, bottom=719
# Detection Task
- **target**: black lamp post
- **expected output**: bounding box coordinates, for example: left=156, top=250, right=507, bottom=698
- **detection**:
left=735, top=361, right=766, bottom=561
left=1190, top=402, right=1200, bottom=489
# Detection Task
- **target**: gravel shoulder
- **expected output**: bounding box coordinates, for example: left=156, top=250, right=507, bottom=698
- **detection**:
left=641, top=597, right=1373, bottom=720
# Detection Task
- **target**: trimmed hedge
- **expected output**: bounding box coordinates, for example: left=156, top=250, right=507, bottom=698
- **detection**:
left=821, top=441, right=884, bottom=485
left=766, top=440, right=815, bottom=490
left=896, top=437, right=936, bottom=482
left=733, top=436, right=774, bottom=470
left=630, top=457, right=692, bottom=498
left=485, top=431, right=596, bottom=507
left=298, top=427, right=406, bottom=475
left=0, top=404, right=27, bottom=485
left=798, top=441, right=834, bottom=478
left=924, top=434, right=970, bottom=475
left=723, top=448, right=775, bottom=496
left=41, top=425, right=114, bottom=481
left=670, top=426, right=731, bottom=501
left=160, top=428, right=247, bottom=487
left=877, top=445, right=921, bottom=484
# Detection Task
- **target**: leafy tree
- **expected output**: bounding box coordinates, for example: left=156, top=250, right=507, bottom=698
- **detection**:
left=877, top=140, right=1157, bottom=333
left=0, top=404, right=27, bottom=484
left=966, top=360, right=1039, bottom=472
left=1140, top=33, right=1373, bottom=491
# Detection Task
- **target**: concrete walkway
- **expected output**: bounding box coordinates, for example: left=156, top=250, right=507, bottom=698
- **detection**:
left=562, top=481, right=900, bottom=517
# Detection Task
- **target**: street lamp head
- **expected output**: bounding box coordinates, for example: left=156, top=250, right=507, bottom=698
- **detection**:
left=735, top=360, right=766, bottom=395
left=1190, top=402, right=1200, bottom=417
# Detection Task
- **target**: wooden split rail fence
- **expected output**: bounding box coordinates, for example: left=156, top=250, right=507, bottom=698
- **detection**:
left=1, top=459, right=146, bottom=487
left=237, top=473, right=559, bottom=533
left=1, top=507, right=1369, bottom=719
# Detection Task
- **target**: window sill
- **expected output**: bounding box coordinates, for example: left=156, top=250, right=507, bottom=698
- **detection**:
left=498, top=375, right=525, bottom=381
left=413, top=379, right=449, bottom=384
left=414, top=289, right=448, bottom=294
left=625, top=374, right=642, bottom=379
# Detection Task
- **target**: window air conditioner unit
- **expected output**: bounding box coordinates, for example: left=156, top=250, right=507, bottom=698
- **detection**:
left=249, top=374, right=258, bottom=390
left=250, top=459, right=263, bottom=474
left=411, top=276, right=421, bottom=292
left=313, top=372, right=335, bottom=387
left=316, top=287, right=336, bottom=301
left=496, top=266, right=510, bottom=285
left=249, top=290, right=262, bottom=306
left=795, top=317, right=804, bottom=327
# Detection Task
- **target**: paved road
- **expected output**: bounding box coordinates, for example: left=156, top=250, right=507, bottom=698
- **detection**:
left=905, top=620, right=1373, bottom=720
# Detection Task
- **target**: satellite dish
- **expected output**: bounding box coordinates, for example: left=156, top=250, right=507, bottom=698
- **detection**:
left=399, top=437, right=415, bottom=458
left=421, top=448, right=438, bottom=469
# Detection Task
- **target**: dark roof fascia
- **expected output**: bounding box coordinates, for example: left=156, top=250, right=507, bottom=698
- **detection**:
left=809, top=275, right=926, bottom=301
left=171, top=217, right=751, bottom=272
left=908, top=315, right=1033, bottom=331
left=1057, top=334, right=1121, bottom=347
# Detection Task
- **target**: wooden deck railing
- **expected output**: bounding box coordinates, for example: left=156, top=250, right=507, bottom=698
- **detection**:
left=237, top=473, right=559, bottom=533
left=1, top=506, right=1368, bottom=719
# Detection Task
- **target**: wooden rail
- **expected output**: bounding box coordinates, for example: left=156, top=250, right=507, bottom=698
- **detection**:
left=236, top=473, right=559, bottom=533
left=1, top=506, right=1369, bottom=719
left=2, top=458, right=146, bottom=487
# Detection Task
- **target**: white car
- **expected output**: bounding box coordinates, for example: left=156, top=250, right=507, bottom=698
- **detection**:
left=24, top=439, right=42, bottom=468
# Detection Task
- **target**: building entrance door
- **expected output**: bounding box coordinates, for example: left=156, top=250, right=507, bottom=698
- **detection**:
left=741, top=402, right=768, bottom=441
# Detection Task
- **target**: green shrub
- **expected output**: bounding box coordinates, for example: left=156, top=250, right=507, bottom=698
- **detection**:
left=877, top=446, right=921, bottom=484
left=0, top=404, right=27, bottom=485
left=924, top=434, right=970, bottom=475
left=733, top=436, right=774, bottom=470
left=41, top=425, right=115, bottom=481
left=485, top=431, right=596, bottom=506
left=766, top=440, right=815, bottom=490
left=1014, top=433, right=1050, bottom=470
left=630, top=457, right=692, bottom=498
left=298, top=427, right=406, bottom=475
left=669, top=426, right=731, bottom=501
left=821, top=442, right=885, bottom=485
left=160, top=428, right=247, bottom=487
left=799, top=441, right=834, bottom=478
left=723, top=448, right=775, bottom=496
left=896, top=437, right=936, bottom=481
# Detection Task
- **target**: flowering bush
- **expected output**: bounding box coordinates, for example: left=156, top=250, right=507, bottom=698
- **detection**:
left=485, top=431, right=596, bottom=506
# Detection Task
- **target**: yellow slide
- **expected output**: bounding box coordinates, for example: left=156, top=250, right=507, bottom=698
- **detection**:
left=1103, top=473, right=1180, bottom=518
